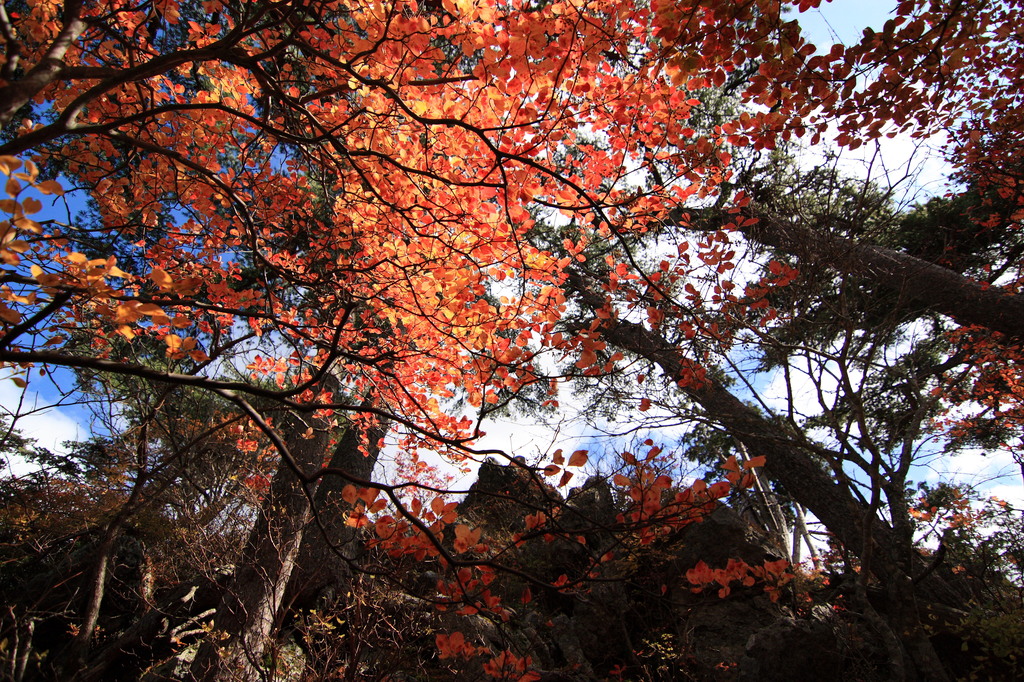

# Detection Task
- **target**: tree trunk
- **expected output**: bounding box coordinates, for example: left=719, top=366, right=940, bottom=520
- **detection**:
left=287, top=413, right=387, bottom=609
left=564, top=271, right=952, bottom=679
left=59, top=524, right=121, bottom=675
left=755, top=215, right=1024, bottom=342
left=567, top=272, right=873, bottom=557
left=671, top=207, right=1024, bottom=343
left=286, top=414, right=387, bottom=678
left=189, top=408, right=337, bottom=681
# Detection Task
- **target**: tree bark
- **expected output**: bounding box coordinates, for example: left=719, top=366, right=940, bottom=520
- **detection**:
left=286, top=412, right=386, bottom=609
left=0, top=0, right=87, bottom=129
left=189, top=407, right=337, bottom=681
left=565, top=271, right=951, bottom=680
left=286, top=413, right=387, bottom=678
left=190, top=392, right=387, bottom=682
left=59, top=524, right=121, bottom=674
left=671, top=207, right=1024, bottom=343
left=753, top=215, right=1024, bottom=342
left=566, top=271, right=876, bottom=558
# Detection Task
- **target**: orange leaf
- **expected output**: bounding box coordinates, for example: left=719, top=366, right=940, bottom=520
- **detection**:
left=150, top=267, right=173, bottom=290
left=0, top=157, right=21, bottom=175
left=137, top=303, right=165, bottom=316
left=742, top=455, right=766, bottom=469
left=35, top=179, right=63, bottom=196
left=453, top=524, right=482, bottom=553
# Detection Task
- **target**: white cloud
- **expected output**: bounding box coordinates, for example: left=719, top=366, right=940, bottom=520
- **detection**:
left=0, top=378, right=85, bottom=476
left=938, top=447, right=1023, bottom=502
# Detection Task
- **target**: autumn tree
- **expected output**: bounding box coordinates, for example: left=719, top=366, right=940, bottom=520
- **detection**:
left=1, top=0, right=1023, bottom=679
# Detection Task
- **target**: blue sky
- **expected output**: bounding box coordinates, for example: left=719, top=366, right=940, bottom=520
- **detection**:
left=799, top=0, right=896, bottom=49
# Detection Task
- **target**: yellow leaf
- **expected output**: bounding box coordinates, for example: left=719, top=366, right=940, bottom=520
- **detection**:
left=137, top=303, right=165, bottom=316
left=0, top=157, right=21, bottom=175
left=150, top=267, right=173, bottom=290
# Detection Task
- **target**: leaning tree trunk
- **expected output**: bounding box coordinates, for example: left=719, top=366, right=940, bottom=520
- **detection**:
left=752, top=214, right=1024, bottom=343
left=565, top=271, right=952, bottom=681
left=669, top=206, right=1024, bottom=343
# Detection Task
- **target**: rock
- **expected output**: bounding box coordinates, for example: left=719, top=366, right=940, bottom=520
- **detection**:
left=739, top=614, right=846, bottom=681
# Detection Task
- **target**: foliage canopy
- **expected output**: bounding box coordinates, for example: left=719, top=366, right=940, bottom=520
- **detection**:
left=1, top=0, right=1023, bottom=679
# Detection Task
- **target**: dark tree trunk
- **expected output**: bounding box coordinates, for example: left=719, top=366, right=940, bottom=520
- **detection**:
left=189, top=410, right=336, bottom=682
left=671, top=207, right=1024, bottom=343
left=58, top=524, right=121, bottom=675
left=565, top=271, right=951, bottom=680
left=286, top=414, right=387, bottom=678
left=287, top=413, right=387, bottom=609
left=752, top=215, right=1024, bottom=342
left=190, top=393, right=387, bottom=682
